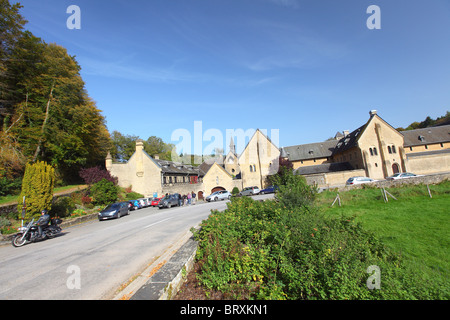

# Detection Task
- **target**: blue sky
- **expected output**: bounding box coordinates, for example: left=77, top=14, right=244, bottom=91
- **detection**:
left=13, top=0, right=450, bottom=154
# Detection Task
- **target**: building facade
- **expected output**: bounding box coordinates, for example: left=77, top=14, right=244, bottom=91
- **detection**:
left=283, top=110, right=450, bottom=186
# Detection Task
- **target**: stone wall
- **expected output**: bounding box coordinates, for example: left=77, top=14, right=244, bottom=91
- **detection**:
left=324, top=171, right=450, bottom=192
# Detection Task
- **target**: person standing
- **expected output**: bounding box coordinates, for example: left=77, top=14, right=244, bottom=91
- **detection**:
left=187, top=192, right=192, bottom=205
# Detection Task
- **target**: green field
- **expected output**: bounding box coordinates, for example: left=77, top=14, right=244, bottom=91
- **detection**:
left=318, top=181, right=450, bottom=293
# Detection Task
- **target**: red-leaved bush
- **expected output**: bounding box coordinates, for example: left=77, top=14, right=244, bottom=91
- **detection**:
left=79, top=166, right=118, bottom=185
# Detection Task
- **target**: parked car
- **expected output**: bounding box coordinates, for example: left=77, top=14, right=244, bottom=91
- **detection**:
left=151, top=197, right=162, bottom=207
left=206, top=190, right=232, bottom=202
left=158, top=194, right=180, bottom=209
left=137, top=198, right=149, bottom=208
left=386, top=172, right=422, bottom=180
left=346, top=176, right=377, bottom=185
left=128, top=200, right=141, bottom=210
left=259, top=185, right=278, bottom=194
left=239, top=186, right=260, bottom=196
left=98, top=202, right=129, bottom=221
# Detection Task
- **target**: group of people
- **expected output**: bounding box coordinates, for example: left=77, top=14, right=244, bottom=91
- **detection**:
left=163, top=191, right=197, bottom=206
left=179, top=191, right=196, bottom=206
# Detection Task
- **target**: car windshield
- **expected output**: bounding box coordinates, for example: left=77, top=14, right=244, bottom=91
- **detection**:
left=104, top=203, right=119, bottom=210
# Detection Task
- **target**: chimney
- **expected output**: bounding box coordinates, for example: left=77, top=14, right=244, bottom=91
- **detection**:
left=343, top=130, right=350, bottom=136
left=154, top=154, right=160, bottom=160
left=136, top=139, right=144, bottom=152
left=369, top=110, right=378, bottom=117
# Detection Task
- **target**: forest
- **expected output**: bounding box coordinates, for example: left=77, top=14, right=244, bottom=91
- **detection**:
left=0, top=1, right=173, bottom=196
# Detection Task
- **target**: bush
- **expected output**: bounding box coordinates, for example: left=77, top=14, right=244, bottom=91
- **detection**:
left=193, top=168, right=444, bottom=300
left=79, top=166, right=118, bottom=185
left=0, top=176, right=22, bottom=197
left=17, top=161, right=55, bottom=220
left=91, top=179, right=118, bottom=206
left=231, top=187, right=240, bottom=195
left=50, top=196, right=75, bottom=218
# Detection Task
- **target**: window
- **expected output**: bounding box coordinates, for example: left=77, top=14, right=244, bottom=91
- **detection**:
left=250, top=165, right=253, bottom=172
left=388, top=146, right=392, bottom=154
left=373, top=148, right=378, bottom=155
left=440, top=143, right=444, bottom=148
left=425, top=145, right=428, bottom=149
left=392, top=145, right=396, bottom=153
left=369, top=148, right=374, bottom=156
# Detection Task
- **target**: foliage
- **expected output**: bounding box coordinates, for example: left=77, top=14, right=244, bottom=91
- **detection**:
left=0, top=175, right=22, bottom=197
left=193, top=172, right=447, bottom=300
left=79, top=166, right=118, bottom=185
left=231, top=187, right=240, bottom=195
left=50, top=196, right=75, bottom=218
left=90, top=178, right=118, bottom=206
left=0, top=1, right=112, bottom=184
left=110, top=131, right=175, bottom=162
left=17, top=161, right=55, bottom=220
left=396, top=111, right=450, bottom=131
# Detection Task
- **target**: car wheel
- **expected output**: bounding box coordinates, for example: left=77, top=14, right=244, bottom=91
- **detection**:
left=214, top=197, right=218, bottom=201
left=168, top=203, right=171, bottom=208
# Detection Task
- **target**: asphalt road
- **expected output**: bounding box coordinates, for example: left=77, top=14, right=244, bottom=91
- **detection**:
left=0, top=194, right=274, bottom=300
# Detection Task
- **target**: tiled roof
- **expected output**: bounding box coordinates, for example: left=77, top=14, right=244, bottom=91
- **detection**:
left=401, top=125, right=450, bottom=147
left=283, top=139, right=338, bottom=161
left=294, top=162, right=354, bottom=175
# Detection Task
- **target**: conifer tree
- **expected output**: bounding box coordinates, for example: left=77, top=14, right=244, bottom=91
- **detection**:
left=17, top=161, right=55, bottom=219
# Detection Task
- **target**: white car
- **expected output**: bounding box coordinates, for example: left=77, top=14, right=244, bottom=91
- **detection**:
left=206, top=190, right=232, bottom=202
left=346, top=176, right=377, bottom=185
left=386, top=172, right=422, bottom=180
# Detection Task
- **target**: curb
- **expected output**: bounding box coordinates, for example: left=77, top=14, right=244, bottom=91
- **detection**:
left=129, top=235, right=198, bottom=300
left=123, top=232, right=197, bottom=300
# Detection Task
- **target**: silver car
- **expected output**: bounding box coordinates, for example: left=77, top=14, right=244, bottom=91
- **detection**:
left=346, top=176, right=377, bottom=185
left=239, top=186, right=260, bottom=196
left=386, top=172, right=421, bottom=180
left=206, top=190, right=231, bottom=202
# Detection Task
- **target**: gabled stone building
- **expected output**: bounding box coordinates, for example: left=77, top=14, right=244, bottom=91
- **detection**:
left=282, top=110, right=450, bottom=186
left=106, top=130, right=280, bottom=198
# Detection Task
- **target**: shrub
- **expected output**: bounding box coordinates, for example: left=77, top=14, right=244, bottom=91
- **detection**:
left=90, top=178, right=118, bottom=206
left=17, top=161, right=55, bottom=220
left=193, top=173, right=443, bottom=300
left=50, top=196, right=75, bottom=218
left=231, top=187, right=240, bottom=195
left=79, top=166, right=118, bottom=185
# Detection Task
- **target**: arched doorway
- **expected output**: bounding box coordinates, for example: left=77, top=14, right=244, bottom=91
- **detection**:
left=198, top=191, right=204, bottom=200
left=211, top=186, right=226, bottom=194
left=392, top=163, right=400, bottom=174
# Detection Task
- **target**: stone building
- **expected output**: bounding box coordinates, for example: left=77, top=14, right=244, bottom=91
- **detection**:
left=282, top=110, right=450, bottom=187
left=106, top=130, right=280, bottom=198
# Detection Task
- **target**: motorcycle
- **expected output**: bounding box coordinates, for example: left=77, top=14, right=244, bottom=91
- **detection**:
left=12, top=218, right=63, bottom=247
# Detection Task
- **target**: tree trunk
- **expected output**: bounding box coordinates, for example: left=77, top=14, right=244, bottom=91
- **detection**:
left=33, top=83, right=54, bottom=162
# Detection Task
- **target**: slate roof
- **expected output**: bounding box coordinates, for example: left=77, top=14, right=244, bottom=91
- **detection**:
left=283, top=139, right=338, bottom=161
left=154, top=159, right=199, bottom=175
left=294, top=162, right=354, bottom=175
left=401, top=125, right=450, bottom=147
left=332, top=125, right=365, bottom=155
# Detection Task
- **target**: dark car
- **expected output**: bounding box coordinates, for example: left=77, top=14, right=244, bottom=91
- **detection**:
left=158, top=194, right=180, bottom=209
left=259, top=185, right=278, bottom=194
left=98, top=202, right=129, bottom=221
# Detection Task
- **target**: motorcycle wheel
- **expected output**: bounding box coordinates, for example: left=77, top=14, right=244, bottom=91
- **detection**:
left=12, top=233, right=28, bottom=247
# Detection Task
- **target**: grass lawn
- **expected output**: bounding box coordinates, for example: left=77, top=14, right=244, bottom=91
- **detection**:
left=317, top=181, right=450, bottom=292
left=0, top=184, right=87, bottom=206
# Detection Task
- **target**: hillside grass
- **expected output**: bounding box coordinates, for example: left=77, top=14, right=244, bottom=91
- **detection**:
left=317, top=181, right=450, bottom=292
